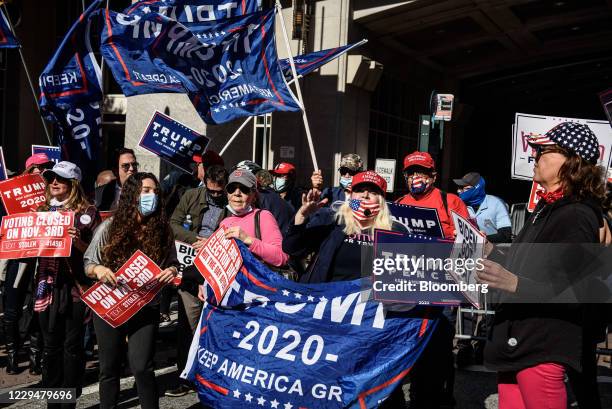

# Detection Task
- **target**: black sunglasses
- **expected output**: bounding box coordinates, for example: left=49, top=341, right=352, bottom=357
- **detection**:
left=338, top=167, right=357, bottom=176
left=534, top=146, right=566, bottom=160
left=226, top=183, right=251, bottom=195
left=120, top=162, right=139, bottom=171
left=207, top=189, right=225, bottom=197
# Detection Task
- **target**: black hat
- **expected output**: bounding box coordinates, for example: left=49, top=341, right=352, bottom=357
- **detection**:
left=453, top=172, right=481, bottom=187
left=527, top=122, right=599, bottom=163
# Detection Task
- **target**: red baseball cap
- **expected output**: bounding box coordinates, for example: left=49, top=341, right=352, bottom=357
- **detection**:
left=270, top=162, right=296, bottom=175
left=403, top=151, right=435, bottom=170
left=351, top=171, right=387, bottom=195
left=25, top=153, right=53, bottom=169
left=193, top=150, right=224, bottom=167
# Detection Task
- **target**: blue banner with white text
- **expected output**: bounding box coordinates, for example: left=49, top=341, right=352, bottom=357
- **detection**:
left=387, top=202, right=444, bottom=238
left=38, top=0, right=103, bottom=108
left=124, top=0, right=259, bottom=23
left=279, top=41, right=367, bottom=81
left=100, top=9, right=190, bottom=97
left=154, top=8, right=302, bottom=123
left=0, top=9, right=20, bottom=48
left=139, top=111, right=210, bottom=172
left=182, top=242, right=436, bottom=408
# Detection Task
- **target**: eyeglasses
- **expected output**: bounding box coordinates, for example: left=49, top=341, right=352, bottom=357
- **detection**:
left=226, top=183, right=252, bottom=195
left=120, top=162, right=139, bottom=171
left=207, top=189, right=225, bottom=197
left=30, top=163, right=53, bottom=172
left=457, top=186, right=473, bottom=193
left=352, top=184, right=382, bottom=196
left=338, top=167, right=357, bottom=177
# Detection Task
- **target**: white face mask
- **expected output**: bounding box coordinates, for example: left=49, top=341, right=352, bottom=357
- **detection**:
left=226, top=204, right=253, bottom=216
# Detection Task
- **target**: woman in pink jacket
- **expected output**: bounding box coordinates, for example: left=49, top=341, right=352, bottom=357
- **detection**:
left=220, top=169, right=288, bottom=267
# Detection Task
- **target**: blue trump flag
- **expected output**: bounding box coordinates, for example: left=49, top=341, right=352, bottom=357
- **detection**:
left=39, top=0, right=103, bottom=107
left=100, top=9, right=190, bottom=96
left=38, top=1, right=103, bottom=191
left=0, top=9, right=19, bottom=48
left=182, top=242, right=436, bottom=408
left=280, top=40, right=367, bottom=81
left=124, top=0, right=260, bottom=23
left=154, top=8, right=302, bottom=123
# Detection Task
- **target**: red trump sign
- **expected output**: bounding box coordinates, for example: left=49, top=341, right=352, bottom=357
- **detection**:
left=0, top=174, right=47, bottom=215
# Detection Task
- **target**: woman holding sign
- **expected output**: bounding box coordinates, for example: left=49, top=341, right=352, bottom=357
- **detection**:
left=283, top=171, right=410, bottom=408
left=35, top=161, right=101, bottom=407
left=477, top=122, right=607, bottom=409
left=84, top=172, right=178, bottom=409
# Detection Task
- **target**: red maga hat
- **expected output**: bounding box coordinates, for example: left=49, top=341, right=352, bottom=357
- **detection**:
left=351, top=171, right=387, bottom=194
left=403, top=151, right=435, bottom=170
left=270, top=162, right=296, bottom=175
left=193, top=150, right=224, bottom=167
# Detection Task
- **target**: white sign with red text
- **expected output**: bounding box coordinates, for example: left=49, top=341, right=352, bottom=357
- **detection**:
left=527, top=181, right=545, bottom=213
left=512, top=113, right=612, bottom=180
left=81, top=250, right=165, bottom=328
left=193, top=227, right=242, bottom=303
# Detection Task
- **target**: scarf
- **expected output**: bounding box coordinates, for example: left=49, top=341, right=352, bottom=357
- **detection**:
left=459, top=177, right=487, bottom=207
left=536, top=188, right=565, bottom=204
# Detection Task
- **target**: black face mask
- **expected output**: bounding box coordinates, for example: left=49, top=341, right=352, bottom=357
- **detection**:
left=206, top=191, right=227, bottom=207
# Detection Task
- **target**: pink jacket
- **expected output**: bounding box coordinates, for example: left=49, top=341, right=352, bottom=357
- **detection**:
left=220, top=209, right=289, bottom=267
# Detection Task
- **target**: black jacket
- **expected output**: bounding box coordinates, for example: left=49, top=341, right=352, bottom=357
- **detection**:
left=94, top=180, right=118, bottom=211
left=484, top=196, right=603, bottom=373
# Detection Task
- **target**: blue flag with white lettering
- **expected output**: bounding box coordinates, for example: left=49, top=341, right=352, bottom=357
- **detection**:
left=38, top=1, right=103, bottom=192
left=124, top=0, right=260, bottom=22
left=0, top=9, right=19, bottom=48
left=155, top=8, right=302, bottom=123
left=39, top=0, right=103, bottom=107
left=182, top=242, right=436, bottom=408
left=100, top=9, right=190, bottom=96
left=280, top=40, right=367, bottom=81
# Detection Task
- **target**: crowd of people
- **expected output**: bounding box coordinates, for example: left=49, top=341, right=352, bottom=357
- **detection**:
left=0, top=120, right=610, bottom=409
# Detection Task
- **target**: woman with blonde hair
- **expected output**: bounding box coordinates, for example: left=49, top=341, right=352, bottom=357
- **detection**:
left=283, top=170, right=401, bottom=283
left=36, top=161, right=101, bottom=408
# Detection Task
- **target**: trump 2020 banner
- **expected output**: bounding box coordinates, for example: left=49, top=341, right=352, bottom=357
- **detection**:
left=512, top=113, right=612, bottom=180
left=153, top=8, right=302, bottom=124
left=182, top=242, right=436, bottom=408
left=0, top=8, right=19, bottom=48
left=139, top=111, right=210, bottom=173
left=0, top=211, right=74, bottom=259
left=81, top=250, right=165, bottom=328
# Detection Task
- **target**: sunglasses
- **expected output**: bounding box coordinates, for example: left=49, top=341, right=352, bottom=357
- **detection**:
left=534, top=146, right=567, bottom=161
left=120, top=162, right=139, bottom=171
left=49, top=175, right=71, bottom=184
left=30, top=163, right=53, bottom=172
left=207, top=189, right=225, bottom=197
left=338, top=167, right=357, bottom=176
left=226, top=183, right=252, bottom=195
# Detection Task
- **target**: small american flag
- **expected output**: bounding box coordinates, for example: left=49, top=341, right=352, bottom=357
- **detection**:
left=349, top=199, right=380, bottom=221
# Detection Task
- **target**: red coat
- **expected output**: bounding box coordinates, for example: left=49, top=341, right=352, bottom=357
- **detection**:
left=396, top=188, right=469, bottom=239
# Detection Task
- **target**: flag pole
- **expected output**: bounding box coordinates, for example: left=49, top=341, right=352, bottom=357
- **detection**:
left=219, top=116, right=253, bottom=156
left=2, top=4, right=53, bottom=145
left=275, top=0, right=318, bottom=171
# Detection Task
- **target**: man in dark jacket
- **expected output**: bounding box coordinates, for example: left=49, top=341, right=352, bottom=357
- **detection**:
left=166, top=165, right=228, bottom=397
left=94, top=148, right=138, bottom=211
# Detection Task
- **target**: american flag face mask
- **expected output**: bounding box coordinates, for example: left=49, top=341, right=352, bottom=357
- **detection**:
left=349, top=199, right=381, bottom=223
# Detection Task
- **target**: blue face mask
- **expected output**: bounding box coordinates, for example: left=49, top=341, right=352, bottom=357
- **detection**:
left=459, top=177, right=486, bottom=207
left=339, top=176, right=352, bottom=189
left=273, top=177, right=288, bottom=193
left=139, top=193, right=158, bottom=216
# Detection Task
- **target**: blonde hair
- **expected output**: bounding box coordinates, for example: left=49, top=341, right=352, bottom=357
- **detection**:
left=334, top=194, right=392, bottom=235
left=40, top=179, right=91, bottom=213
